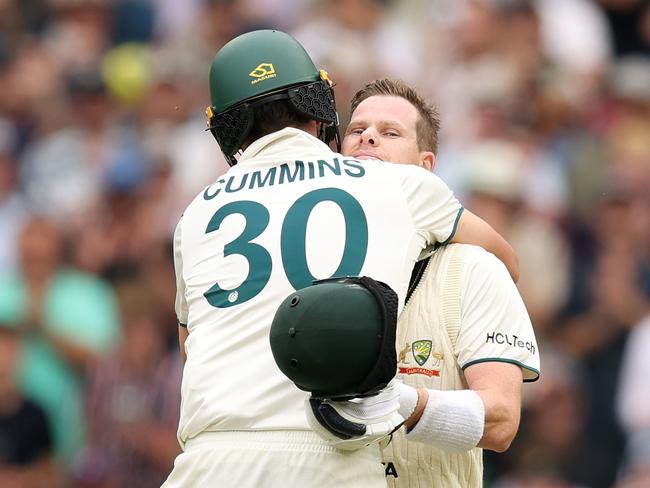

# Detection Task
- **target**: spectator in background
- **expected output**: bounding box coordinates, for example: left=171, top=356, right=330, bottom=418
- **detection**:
left=614, top=164, right=650, bottom=485
left=490, top=347, right=588, bottom=488
left=461, top=140, right=571, bottom=336
left=18, top=69, right=139, bottom=225
left=536, top=0, right=612, bottom=76
left=292, top=0, right=425, bottom=122
left=556, top=165, right=650, bottom=488
left=598, top=0, right=650, bottom=58
left=617, top=312, right=650, bottom=485
left=0, top=119, right=27, bottom=275
left=70, top=147, right=154, bottom=280
left=0, top=320, right=64, bottom=488
left=75, top=276, right=181, bottom=488
left=0, top=216, right=120, bottom=467
left=136, top=61, right=227, bottom=214
left=46, top=0, right=112, bottom=72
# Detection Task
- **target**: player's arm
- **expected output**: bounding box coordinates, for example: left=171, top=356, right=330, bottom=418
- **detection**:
left=450, top=209, right=519, bottom=283
left=401, top=247, right=537, bottom=451
left=307, top=247, right=537, bottom=452
left=173, top=217, right=189, bottom=364
left=465, top=361, right=522, bottom=451
left=403, top=362, right=523, bottom=452
left=402, top=169, right=519, bottom=282
left=178, top=325, right=188, bottom=364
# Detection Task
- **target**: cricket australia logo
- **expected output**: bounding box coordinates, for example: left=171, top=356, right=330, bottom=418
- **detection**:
left=398, top=339, right=441, bottom=378
left=412, top=340, right=432, bottom=366
left=249, top=63, right=277, bottom=84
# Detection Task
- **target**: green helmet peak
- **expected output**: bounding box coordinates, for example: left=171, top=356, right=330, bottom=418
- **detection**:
left=206, top=30, right=340, bottom=166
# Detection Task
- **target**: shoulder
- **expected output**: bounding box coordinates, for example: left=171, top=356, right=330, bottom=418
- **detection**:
left=441, top=243, right=508, bottom=274
left=378, top=160, right=437, bottom=179
left=439, top=244, right=515, bottom=295
left=415, top=243, right=508, bottom=297
left=363, top=161, right=453, bottom=202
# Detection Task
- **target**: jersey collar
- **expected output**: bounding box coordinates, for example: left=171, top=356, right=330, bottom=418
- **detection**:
left=237, top=127, right=332, bottom=164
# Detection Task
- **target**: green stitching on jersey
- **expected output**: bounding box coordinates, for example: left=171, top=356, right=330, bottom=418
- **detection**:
left=439, top=205, right=464, bottom=246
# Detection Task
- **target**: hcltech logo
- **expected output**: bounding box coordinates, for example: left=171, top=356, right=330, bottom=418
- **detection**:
left=485, top=332, right=536, bottom=355
left=249, top=63, right=277, bottom=84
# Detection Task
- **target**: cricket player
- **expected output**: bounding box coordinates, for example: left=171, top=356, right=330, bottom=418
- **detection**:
left=303, top=79, right=540, bottom=487
left=164, top=31, right=519, bottom=488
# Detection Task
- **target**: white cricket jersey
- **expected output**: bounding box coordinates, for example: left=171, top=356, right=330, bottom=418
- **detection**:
left=173, top=128, right=462, bottom=444
left=385, top=243, right=540, bottom=487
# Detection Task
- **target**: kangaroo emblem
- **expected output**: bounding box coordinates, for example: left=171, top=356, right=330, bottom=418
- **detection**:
left=431, top=351, right=444, bottom=367
left=398, top=343, right=411, bottom=364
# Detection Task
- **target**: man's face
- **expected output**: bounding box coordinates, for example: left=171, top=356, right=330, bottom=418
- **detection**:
left=342, top=95, right=434, bottom=169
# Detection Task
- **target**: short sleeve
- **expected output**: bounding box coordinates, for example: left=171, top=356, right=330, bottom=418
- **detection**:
left=456, top=247, right=540, bottom=382
left=397, top=166, right=463, bottom=245
left=173, top=218, right=189, bottom=325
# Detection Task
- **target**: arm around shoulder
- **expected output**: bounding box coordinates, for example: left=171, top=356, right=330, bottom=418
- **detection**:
left=451, top=210, right=519, bottom=283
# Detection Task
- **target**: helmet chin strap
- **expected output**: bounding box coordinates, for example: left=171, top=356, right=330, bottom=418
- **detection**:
left=317, top=121, right=341, bottom=153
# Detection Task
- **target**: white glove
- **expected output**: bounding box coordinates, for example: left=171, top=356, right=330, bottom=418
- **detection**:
left=306, top=379, right=414, bottom=451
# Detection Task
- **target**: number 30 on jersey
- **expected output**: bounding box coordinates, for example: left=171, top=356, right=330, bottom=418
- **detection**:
left=204, top=188, right=369, bottom=308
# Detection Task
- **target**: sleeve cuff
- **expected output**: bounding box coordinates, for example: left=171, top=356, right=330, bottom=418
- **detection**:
left=438, top=206, right=464, bottom=246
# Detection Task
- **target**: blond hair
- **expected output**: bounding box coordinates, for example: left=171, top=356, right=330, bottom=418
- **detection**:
left=350, top=79, right=440, bottom=153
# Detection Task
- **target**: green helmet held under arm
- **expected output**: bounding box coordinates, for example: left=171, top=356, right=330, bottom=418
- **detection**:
left=206, top=30, right=340, bottom=166
left=269, top=276, right=399, bottom=400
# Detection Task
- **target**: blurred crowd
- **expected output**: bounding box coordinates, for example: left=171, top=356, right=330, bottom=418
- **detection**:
left=0, top=0, right=649, bottom=487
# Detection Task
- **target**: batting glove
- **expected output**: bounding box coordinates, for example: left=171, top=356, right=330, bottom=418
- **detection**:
left=306, top=379, right=417, bottom=451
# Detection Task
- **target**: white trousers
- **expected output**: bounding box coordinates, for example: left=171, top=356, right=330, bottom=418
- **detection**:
left=161, top=430, right=388, bottom=488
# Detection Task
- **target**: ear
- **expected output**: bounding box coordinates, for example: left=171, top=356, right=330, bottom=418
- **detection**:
left=419, top=151, right=435, bottom=171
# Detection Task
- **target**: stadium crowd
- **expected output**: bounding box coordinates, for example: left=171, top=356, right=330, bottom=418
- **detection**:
left=0, top=1, right=649, bottom=487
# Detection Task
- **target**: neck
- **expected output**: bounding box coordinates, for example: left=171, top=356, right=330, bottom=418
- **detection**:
left=300, top=120, right=319, bottom=137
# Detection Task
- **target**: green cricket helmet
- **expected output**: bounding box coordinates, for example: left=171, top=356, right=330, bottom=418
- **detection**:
left=269, top=276, right=398, bottom=400
left=206, top=29, right=340, bottom=166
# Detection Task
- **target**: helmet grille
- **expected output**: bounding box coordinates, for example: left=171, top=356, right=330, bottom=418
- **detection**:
left=288, top=81, right=337, bottom=125
left=211, top=104, right=253, bottom=165
left=209, top=80, right=339, bottom=166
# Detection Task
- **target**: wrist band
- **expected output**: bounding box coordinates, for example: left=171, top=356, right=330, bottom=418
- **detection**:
left=405, top=389, right=485, bottom=452
left=396, top=381, right=419, bottom=420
